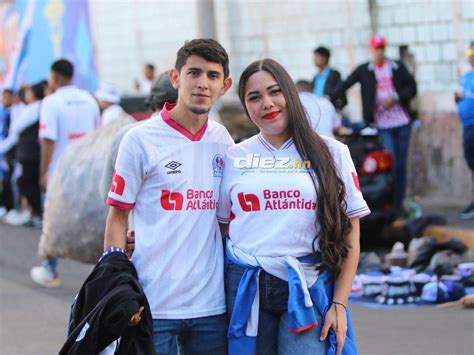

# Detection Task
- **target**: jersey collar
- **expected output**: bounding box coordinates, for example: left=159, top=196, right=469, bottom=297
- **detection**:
left=257, top=133, right=294, bottom=152
left=160, top=102, right=208, bottom=142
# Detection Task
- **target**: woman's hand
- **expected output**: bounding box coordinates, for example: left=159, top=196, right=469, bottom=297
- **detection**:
left=320, top=303, right=347, bottom=355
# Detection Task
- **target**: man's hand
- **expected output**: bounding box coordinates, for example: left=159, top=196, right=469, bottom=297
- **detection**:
left=128, top=306, right=144, bottom=326
left=382, top=96, right=395, bottom=109
left=126, top=230, right=135, bottom=259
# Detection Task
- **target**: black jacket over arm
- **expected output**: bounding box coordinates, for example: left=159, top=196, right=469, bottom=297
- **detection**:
left=312, top=68, right=348, bottom=111
left=335, top=59, right=417, bottom=124
left=60, top=252, right=155, bottom=355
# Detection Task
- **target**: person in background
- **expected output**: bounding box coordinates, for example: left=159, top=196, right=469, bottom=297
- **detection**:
left=0, top=89, right=15, bottom=218
left=0, top=88, right=26, bottom=221
left=94, top=83, right=126, bottom=126
left=312, top=46, right=346, bottom=111
left=296, top=79, right=341, bottom=138
left=135, top=63, right=155, bottom=94
left=1, top=81, right=47, bottom=226
left=30, top=59, right=100, bottom=287
left=335, top=34, right=417, bottom=213
left=455, top=42, right=474, bottom=219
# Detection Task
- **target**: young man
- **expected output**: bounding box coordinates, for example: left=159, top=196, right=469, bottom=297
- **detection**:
left=105, top=39, right=233, bottom=354
left=311, top=46, right=346, bottom=110
left=335, top=34, right=417, bottom=212
left=455, top=42, right=474, bottom=219
left=136, top=63, right=156, bottom=93
left=30, top=59, right=100, bottom=287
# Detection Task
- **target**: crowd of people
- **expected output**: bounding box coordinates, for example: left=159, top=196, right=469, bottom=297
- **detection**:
left=1, top=35, right=473, bottom=354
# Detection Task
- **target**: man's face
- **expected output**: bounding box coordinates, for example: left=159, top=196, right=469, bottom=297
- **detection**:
left=371, top=47, right=385, bottom=65
left=144, top=66, right=154, bottom=80
left=314, top=53, right=328, bottom=69
left=170, top=55, right=232, bottom=115
left=1, top=92, right=13, bottom=107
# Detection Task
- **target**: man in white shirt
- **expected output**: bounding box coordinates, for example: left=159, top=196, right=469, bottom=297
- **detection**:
left=135, top=63, right=156, bottom=94
left=30, top=59, right=100, bottom=287
left=105, top=39, right=233, bottom=354
left=95, top=83, right=126, bottom=126
left=296, top=80, right=341, bottom=138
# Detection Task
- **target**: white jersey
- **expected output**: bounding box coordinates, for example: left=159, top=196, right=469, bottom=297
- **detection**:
left=107, top=103, right=234, bottom=319
left=39, top=85, right=100, bottom=175
left=299, top=92, right=340, bottom=138
left=217, top=133, right=370, bottom=257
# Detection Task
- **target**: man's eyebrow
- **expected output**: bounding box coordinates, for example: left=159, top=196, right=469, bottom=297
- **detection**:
left=187, top=67, right=202, bottom=72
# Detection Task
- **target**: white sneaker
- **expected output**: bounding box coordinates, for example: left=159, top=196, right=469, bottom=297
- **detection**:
left=5, top=210, right=32, bottom=226
left=30, top=265, right=61, bottom=288
left=2, top=209, right=19, bottom=223
left=0, top=206, right=7, bottom=218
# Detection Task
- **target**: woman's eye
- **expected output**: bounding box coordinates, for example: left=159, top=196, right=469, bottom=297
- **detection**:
left=271, top=89, right=281, bottom=95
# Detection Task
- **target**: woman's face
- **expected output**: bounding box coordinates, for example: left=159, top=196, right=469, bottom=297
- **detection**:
left=244, top=70, right=290, bottom=144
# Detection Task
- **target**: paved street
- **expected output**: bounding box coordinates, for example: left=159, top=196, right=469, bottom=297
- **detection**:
left=1, top=222, right=473, bottom=355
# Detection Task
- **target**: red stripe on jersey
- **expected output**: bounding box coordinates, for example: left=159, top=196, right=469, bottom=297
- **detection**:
left=161, top=102, right=208, bottom=142
left=68, top=132, right=87, bottom=140
left=106, top=197, right=135, bottom=210
left=39, top=123, right=47, bottom=130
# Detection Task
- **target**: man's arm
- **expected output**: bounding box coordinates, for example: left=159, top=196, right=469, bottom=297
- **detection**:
left=395, top=61, right=417, bottom=102
left=104, top=206, right=130, bottom=250
left=39, top=138, right=55, bottom=191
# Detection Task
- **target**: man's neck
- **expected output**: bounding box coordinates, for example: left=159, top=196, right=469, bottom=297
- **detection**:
left=168, top=101, right=208, bottom=135
left=318, top=64, right=328, bottom=72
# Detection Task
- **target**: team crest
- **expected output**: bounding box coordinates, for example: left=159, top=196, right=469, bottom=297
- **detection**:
left=212, top=154, right=225, bottom=177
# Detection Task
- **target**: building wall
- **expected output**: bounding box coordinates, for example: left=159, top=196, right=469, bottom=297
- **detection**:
left=89, top=0, right=199, bottom=93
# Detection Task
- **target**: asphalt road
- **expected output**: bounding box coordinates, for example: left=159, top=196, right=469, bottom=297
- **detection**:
left=1, top=223, right=473, bottom=355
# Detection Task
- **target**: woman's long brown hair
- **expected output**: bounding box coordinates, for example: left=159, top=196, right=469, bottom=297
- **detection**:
left=238, top=59, right=352, bottom=278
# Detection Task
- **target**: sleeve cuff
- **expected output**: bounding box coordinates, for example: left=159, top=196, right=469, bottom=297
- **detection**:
left=346, top=206, right=371, bottom=219
left=106, top=197, right=135, bottom=210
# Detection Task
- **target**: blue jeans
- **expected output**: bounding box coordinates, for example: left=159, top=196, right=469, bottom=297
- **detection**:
left=152, top=314, right=227, bottom=355
left=379, top=122, right=412, bottom=210
left=225, top=261, right=329, bottom=355
left=463, top=125, right=474, bottom=171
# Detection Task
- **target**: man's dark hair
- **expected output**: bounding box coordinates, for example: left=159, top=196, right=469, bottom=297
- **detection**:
left=145, top=63, right=155, bottom=71
left=175, top=39, right=230, bottom=78
left=51, top=59, right=74, bottom=79
left=30, top=81, right=46, bottom=100
left=313, top=46, right=331, bottom=61
left=2, top=89, right=13, bottom=96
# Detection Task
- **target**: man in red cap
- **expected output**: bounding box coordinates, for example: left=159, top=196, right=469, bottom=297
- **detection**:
left=335, top=34, right=417, bottom=213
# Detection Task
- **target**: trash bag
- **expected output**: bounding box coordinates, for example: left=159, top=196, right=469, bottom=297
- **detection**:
left=38, top=115, right=136, bottom=264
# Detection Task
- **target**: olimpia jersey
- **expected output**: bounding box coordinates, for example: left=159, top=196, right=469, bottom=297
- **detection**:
left=107, top=103, right=234, bottom=319
left=217, top=133, right=370, bottom=257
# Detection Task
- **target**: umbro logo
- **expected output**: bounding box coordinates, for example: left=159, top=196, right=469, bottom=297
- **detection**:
left=165, top=161, right=182, bottom=175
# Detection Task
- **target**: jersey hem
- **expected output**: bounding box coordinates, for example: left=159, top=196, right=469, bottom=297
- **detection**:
left=151, top=306, right=226, bottom=320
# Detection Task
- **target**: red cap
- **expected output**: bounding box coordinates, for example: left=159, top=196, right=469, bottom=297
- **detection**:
left=370, top=34, right=386, bottom=49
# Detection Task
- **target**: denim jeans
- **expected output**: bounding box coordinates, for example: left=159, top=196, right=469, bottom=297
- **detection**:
left=152, top=314, right=227, bottom=355
left=378, top=122, right=412, bottom=210
left=225, top=261, right=329, bottom=355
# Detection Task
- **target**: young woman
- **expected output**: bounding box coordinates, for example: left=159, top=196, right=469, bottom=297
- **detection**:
left=217, top=59, right=370, bottom=355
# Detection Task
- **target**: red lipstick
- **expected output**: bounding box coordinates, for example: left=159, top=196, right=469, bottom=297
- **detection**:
left=262, top=111, right=280, bottom=120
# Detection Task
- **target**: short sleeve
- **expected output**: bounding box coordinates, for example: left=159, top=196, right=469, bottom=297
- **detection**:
left=217, top=153, right=233, bottom=224
left=39, top=98, right=58, bottom=141
left=106, top=131, right=148, bottom=210
left=335, top=144, right=371, bottom=219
